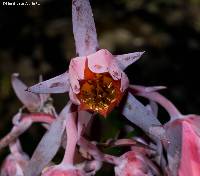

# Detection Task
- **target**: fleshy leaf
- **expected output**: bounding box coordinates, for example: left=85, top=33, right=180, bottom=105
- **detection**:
left=24, top=103, right=71, bottom=176
left=164, top=121, right=182, bottom=176
left=11, top=73, right=40, bottom=111
left=77, top=110, right=92, bottom=138
left=122, top=93, right=164, bottom=142
left=27, top=72, right=70, bottom=94
left=115, top=52, right=145, bottom=70
left=72, top=0, right=99, bottom=56
left=0, top=119, right=32, bottom=151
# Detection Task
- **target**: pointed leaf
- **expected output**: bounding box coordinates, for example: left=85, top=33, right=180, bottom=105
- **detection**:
left=27, top=72, right=70, bottom=94
left=11, top=73, right=40, bottom=111
left=122, top=93, right=164, bottom=142
left=72, top=0, right=99, bottom=56
left=115, top=52, right=144, bottom=70
left=24, top=102, right=71, bottom=176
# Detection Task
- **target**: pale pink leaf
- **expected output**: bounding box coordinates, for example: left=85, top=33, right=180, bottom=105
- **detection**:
left=72, top=0, right=99, bottom=56
left=27, top=72, right=70, bottom=94
left=115, top=51, right=145, bottom=70
left=122, top=93, right=163, bottom=142
left=23, top=103, right=71, bottom=176
left=11, top=73, right=40, bottom=111
left=77, top=111, right=92, bottom=139
left=164, top=121, right=182, bottom=176
left=0, top=119, right=32, bottom=151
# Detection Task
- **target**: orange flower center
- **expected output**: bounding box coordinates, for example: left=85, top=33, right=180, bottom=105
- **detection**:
left=79, top=73, right=116, bottom=110
left=76, top=60, right=123, bottom=117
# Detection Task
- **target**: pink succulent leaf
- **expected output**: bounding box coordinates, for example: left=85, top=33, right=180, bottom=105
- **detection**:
left=110, top=139, right=154, bottom=151
left=11, top=73, right=40, bottom=111
left=27, top=72, right=70, bottom=94
left=62, top=112, right=78, bottom=165
left=39, top=75, right=51, bottom=105
left=122, top=93, right=163, bottom=142
left=164, top=120, right=182, bottom=176
left=149, top=101, right=158, bottom=117
left=0, top=119, right=32, bottom=151
left=130, top=85, right=182, bottom=120
left=12, top=110, right=23, bottom=125
left=178, top=120, right=200, bottom=176
left=77, top=110, right=92, bottom=138
left=115, top=51, right=145, bottom=70
left=72, top=0, right=99, bottom=56
left=24, top=103, right=71, bottom=176
left=129, top=85, right=166, bottom=94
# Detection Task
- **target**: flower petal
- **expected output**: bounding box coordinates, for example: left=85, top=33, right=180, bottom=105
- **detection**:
left=72, top=0, right=99, bottom=56
left=23, top=102, right=71, bottom=176
left=27, top=72, right=70, bottom=94
left=115, top=51, right=145, bottom=70
left=120, top=72, right=129, bottom=92
left=69, top=57, right=86, bottom=94
left=11, top=73, right=40, bottom=111
left=69, top=88, right=80, bottom=105
left=179, top=121, right=200, bottom=176
left=87, top=49, right=111, bottom=73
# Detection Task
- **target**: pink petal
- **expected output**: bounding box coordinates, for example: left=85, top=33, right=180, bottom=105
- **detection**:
left=115, top=51, right=145, bottom=70
left=69, top=57, right=86, bottom=94
left=179, top=121, right=200, bottom=176
left=11, top=73, right=40, bottom=111
left=87, top=49, right=112, bottom=73
left=120, top=72, right=129, bottom=92
left=108, top=59, right=122, bottom=80
left=72, top=0, right=99, bottom=56
left=27, top=72, right=70, bottom=94
left=69, top=88, right=80, bottom=105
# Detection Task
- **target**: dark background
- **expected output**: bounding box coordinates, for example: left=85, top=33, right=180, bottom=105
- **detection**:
left=0, top=0, right=200, bottom=174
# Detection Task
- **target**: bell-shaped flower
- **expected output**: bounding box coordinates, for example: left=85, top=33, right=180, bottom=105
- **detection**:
left=26, top=0, right=144, bottom=117
left=68, top=49, right=130, bottom=116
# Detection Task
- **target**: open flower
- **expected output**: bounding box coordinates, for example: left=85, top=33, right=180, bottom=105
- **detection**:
left=26, top=0, right=144, bottom=117
left=69, top=49, right=129, bottom=116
